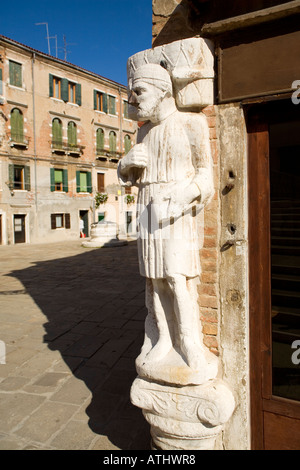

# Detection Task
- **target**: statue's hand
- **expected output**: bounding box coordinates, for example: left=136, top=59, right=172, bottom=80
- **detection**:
left=119, top=143, right=148, bottom=173
left=163, top=182, right=200, bottom=219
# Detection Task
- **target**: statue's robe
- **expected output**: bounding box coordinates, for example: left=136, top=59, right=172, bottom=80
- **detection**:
left=118, top=110, right=214, bottom=279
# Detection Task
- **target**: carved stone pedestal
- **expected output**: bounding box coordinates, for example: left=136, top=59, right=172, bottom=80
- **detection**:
left=131, top=377, right=235, bottom=451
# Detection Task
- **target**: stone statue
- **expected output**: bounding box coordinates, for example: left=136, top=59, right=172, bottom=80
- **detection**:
left=118, top=62, right=217, bottom=385
left=119, top=39, right=235, bottom=451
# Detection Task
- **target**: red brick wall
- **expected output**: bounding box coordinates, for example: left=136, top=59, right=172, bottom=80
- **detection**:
left=200, top=105, right=219, bottom=355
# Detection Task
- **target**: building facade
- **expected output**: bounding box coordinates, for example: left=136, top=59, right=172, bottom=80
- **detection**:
left=152, top=0, right=300, bottom=450
left=0, top=35, right=137, bottom=245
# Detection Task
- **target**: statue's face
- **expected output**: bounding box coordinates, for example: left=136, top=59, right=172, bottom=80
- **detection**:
left=128, top=80, right=164, bottom=122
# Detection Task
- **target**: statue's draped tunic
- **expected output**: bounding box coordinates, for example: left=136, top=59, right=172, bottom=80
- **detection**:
left=118, top=110, right=213, bottom=279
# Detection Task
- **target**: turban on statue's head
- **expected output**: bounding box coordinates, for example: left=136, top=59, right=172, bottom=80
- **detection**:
left=131, top=63, right=172, bottom=91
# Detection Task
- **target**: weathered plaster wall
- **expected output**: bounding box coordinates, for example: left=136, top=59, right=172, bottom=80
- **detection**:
left=218, top=104, right=250, bottom=449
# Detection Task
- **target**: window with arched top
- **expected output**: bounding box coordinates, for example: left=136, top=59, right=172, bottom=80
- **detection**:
left=67, top=121, right=77, bottom=148
left=11, top=108, right=24, bottom=143
left=96, top=128, right=104, bottom=153
left=52, top=118, right=63, bottom=149
left=109, top=131, right=117, bottom=153
left=124, top=134, right=131, bottom=154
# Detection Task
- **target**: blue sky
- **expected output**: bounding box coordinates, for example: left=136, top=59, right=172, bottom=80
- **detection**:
left=0, top=0, right=153, bottom=85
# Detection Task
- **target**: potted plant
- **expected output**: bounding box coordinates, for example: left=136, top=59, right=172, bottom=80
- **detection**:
left=95, top=192, right=108, bottom=208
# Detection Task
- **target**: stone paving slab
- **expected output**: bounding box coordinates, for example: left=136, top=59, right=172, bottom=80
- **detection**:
left=0, top=240, right=150, bottom=450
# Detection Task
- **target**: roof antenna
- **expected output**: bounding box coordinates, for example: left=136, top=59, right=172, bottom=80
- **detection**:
left=35, top=22, right=51, bottom=55
left=61, top=35, right=76, bottom=61
left=48, top=35, right=58, bottom=58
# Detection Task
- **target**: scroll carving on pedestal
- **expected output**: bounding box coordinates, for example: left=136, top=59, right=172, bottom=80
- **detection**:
left=118, top=38, right=235, bottom=450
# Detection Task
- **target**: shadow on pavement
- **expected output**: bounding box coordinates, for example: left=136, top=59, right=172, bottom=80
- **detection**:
left=7, top=241, right=151, bottom=450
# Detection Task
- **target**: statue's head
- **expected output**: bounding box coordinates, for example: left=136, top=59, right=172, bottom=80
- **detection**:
left=128, top=63, right=173, bottom=122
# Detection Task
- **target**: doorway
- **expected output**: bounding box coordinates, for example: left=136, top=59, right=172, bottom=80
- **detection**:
left=79, top=210, right=89, bottom=238
left=126, top=211, right=133, bottom=234
left=14, top=215, right=26, bottom=244
left=248, top=100, right=300, bottom=449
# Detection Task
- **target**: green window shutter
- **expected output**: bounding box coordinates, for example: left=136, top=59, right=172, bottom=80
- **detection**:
left=123, top=100, right=128, bottom=118
left=68, top=122, right=77, bottom=147
left=65, top=213, right=71, bottom=229
left=9, top=61, right=13, bottom=85
left=10, top=109, right=17, bottom=141
left=61, top=78, right=69, bottom=102
left=63, top=169, right=68, bottom=193
left=24, top=165, right=31, bottom=191
left=109, top=96, right=116, bottom=115
left=50, top=168, right=55, bottom=192
left=124, top=135, right=131, bottom=154
left=11, top=108, right=23, bottom=142
left=80, top=172, right=87, bottom=192
left=54, top=169, right=63, bottom=183
left=52, top=119, right=62, bottom=148
left=93, top=90, right=97, bottom=110
left=9, top=164, right=14, bottom=186
left=75, top=83, right=81, bottom=106
left=87, top=171, right=92, bottom=194
left=96, top=128, right=104, bottom=151
left=76, top=171, right=81, bottom=192
left=102, top=93, right=108, bottom=113
left=49, top=74, right=53, bottom=97
left=109, top=131, right=116, bottom=153
left=9, top=61, right=22, bottom=87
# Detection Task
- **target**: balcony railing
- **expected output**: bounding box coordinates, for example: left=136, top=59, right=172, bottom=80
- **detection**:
left=50, top=141, right=85, bottom=156
left=9, top=133, right=29, bottom=149
left=96, top=148, right=123, bottom=163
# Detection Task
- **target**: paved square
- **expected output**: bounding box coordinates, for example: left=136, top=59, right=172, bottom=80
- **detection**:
left=0, top=240, right=150, bottom=450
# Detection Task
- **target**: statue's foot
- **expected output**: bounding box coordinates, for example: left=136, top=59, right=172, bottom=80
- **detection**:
left=180, top=336, right=206, bottom=370
left=144, top=337, right=172, bottom=364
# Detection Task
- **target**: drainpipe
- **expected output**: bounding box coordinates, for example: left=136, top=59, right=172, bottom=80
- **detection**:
left=118, top=87, right=123, bottom=155
left=31, top=53, right=38, bottom=211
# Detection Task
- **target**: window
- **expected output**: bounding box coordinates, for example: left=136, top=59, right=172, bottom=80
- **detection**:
left=55, top=214, right=63, bottom=228
left=97, top=173, right=105, bottom=193
left=126, top=211, right=133, bottom=234
left=53, top=77, right=61, bottom=99
left=51, top=213, right=71, bottom=230
left=98, top=212, right=105, bottom=222
left=76, top=171, right=92, bottom=193
left=94, top=91, right=105, bottom=112
left=93, top=91, right=115, bottom=114
left=123, top=100, right=129, bottom=118
left=108, top=95, right=116, bottom=115
left=9, top=60, right=22, bottom=88
left=67, top=121, right=77, bottom=148
left=9, top=164, right=30, bottom=191
left=50, top=168, right=68, bottom=192
left=68, top=82, right=76, bottom=104
left=10, top=108, right=24, bottom=143
left=52, top=118, right=63, bottom=149
left=49, top=75, right=81, bottom=105
left=96, top=128, right=104, bottom=153
left=109, top=131, right=117, bottom=153
left=124, top=134, right=131, bottom=154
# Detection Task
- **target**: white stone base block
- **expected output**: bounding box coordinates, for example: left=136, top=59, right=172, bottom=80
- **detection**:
left=136, top=346, right=218, bottom=386
left=131, top=377, right=235, bottom=451
left=82, top=220, right=128, bottom=248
